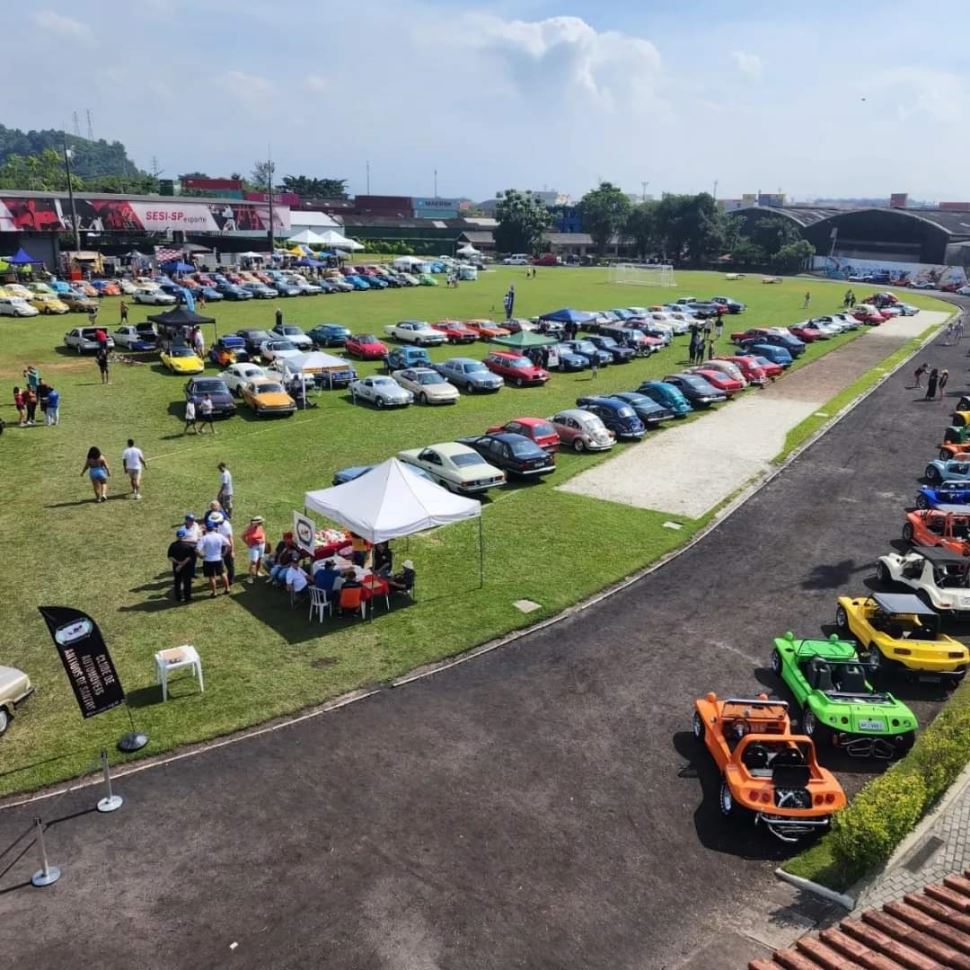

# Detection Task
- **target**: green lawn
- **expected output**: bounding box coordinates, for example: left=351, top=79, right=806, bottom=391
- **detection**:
left=0, top=269, right=950, bottom=796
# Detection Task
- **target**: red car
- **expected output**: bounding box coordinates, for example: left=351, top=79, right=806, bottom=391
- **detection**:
left=744, top=354, right=784, bottom=379
left=486, top=417, right=560, bottom=452
left=852, top=306, right=887, bottom=324
left=432, top=320, right=478, bottom=344
left=716, top=355, right=768, bottom=385
left=483, top=351, right=549, bottom=387
left=345, top=333, right=389, bottom=359
left=690, top=367, right=743, bottom=397
left=787, top=324, right=822, bottom=343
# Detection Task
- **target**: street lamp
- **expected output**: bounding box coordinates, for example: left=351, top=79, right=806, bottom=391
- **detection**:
left=61, top=133, right=81, bottom=254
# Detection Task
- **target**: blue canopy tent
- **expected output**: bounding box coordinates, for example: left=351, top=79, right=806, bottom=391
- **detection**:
left=7, top=247, right=43, bottom=265
left=538, top=307, right=598, bottom=324
left=295, top=257, right=325, bottom=268
left=161, top=260, right=195, bottom=273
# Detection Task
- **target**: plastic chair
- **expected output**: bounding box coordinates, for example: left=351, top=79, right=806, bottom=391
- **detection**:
left=154, top=645, right=204, bottom=702
left=339, top=586, right=365, bottom=619
left=308, top=586, right=332, bottom=622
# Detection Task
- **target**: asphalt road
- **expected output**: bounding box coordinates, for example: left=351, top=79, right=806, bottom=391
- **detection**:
left=1, top=303, right=966, bottom=970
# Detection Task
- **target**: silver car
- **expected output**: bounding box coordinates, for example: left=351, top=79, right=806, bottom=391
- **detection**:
left=392, top=368, right=460, bottom=405
left=433, top=357, right=503, bottom=393
left=350, top=375, right=413, bottom=409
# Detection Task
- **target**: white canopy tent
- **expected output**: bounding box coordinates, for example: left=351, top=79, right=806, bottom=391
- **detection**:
left=286, top=228, right=327, bottom=246
left=391, top=256, right=425, bottom=269
left=316, top=229, right=364, bottom=251
left=304, top=458, right=484, bottom=582
left=275, top=351, right=354, bottom=394
left=457, top=244, right=479, bottom=256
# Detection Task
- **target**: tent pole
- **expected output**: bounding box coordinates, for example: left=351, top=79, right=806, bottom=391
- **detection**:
left=478, top=515, right=484, bottom=589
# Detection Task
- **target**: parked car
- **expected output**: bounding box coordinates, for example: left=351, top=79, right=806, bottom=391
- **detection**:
left=715, top=355, right=766, bottom=385
left=788, top=321, right=831, bottom=342
left=0, top=664, right=34, bottom=735
left=662, top=373, right=727, bottom=407
left=699, top=358, right=748, bottom=386
left=220, top=362, right=267, bottom=395
left=924, top=458, right=970, bottom=485
left=238, top=281, right=276, bottom=299
left=392, top=367, right=460, bottom=405
left=548, top=409, right=615, bottom=452
left=485, top=417, right=560, bottom=452
left=0, top=296, right=39, bottom=317
left=916, top=483, right=970, bottom=510
left=208, top=335, right=249, bottom=367
left=689, top=367, right=744, bottom=397
left=575, top=396, right=646, bottom=440
left=902, top=507, right=970, bottom=555
left=456, top=433, right=556, bottom=479
left=160, top=344, right=205, bottom=374
left=271, top=324, right=313, bottom=350
left=434, top=357, right=504, bottom=393
left=59, top=291, right=100, bottom=313
left=112, top=323, right=157, bottom=351
left=133, top=286, right=176, bottom=306
left=64, top=327, right=115, bottom=353
left=637, top=380, right=693, bottom=417
left=259, top=339, right=302, bottom=364
left=398, top=442, right=506, bottom=494
left=307, top=323, right=351, bottom=347
left=350, top=375, right=413, bottom=408
left=384, top=320, right=447, bottom=346
left=232, top=329, right=272, bottom=357
left=345, top=333, right=389, bottom=360
left=332, top=463, right=434, bottom=486
left=384, top=346, right=432, bottom=372
left=484, top=351, right=550, bottom=387
left=464, top=319, right=511, bottom=341
left=710, top=296, right=746, bottom=313
left=738, top=343, right=793, bottom=368
left=548, top=344, right=587, bottom=371
left=432, top=320, right=478, bottom=344
left=184, top=377, right=236, bottom=418
left=29, top=294, right=69, bottom=314
left=240, top=378, right=297, bottom=417
left=610, top=391, right=676, bottom=427
left=585, top=334, right=635, bottom=363
left=198, top=286, right=224, bottom=302
left=732, top=328, right=806, bottom=356
left=217, top=283, right=253, bottom=301
left=877, top=547, right=970, bottom=615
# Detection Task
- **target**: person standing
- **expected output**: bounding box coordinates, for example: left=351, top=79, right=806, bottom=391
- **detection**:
left=714, top=316, right=724, bottom=341
left=242, top=516, right=266, bottom=584
left=275, top=307, right=283, bottom=329
left=121, top=437, right=147, bottom=499
left=925, top=367, right=940, bottom=401
left=196, top=521, right=231, bottom=598
left=193, top=326, right=205, bottom=359
left=89, top=306, right=100, bottom=328
left=217, top=462, right=233, bottom=518
left=199, top=394, right=215, bottom=433
left=939, top=369, right=950, bottom=401
left=95, top=346, right=110, bottom=384
left=208, top=511, right=235, bottom=585
left=23, top=386, right=37, bottom=426
left=13, top=386, right=25, bottom=426
left=81, top=446, right=110, bottom=502
left=119, top=300, right=129, bottom=324
left=912, top=362, right=928, bottom=388
left=802, top=291, right=811, bottom=309
left=184, top=398, right=197, bottom=434
left=589, top=352, right=598, bottom=379
left=45, top=385, right=60, bottom=426
left=167, top=526, right=196, bottom=603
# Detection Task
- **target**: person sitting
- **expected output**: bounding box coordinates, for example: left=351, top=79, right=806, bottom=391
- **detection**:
left=314, top=559, right=342, bottom=594
left=268, top=533, right=300, bottom=584
left=285, top=562, right=309, bottom=600
left=341, top=568, right=362, bottom=590
left=373, top=542, right=393, bottom=577
left=387, top=559, right=416, bottom=595
left=349, top=532, right=372, bottom=568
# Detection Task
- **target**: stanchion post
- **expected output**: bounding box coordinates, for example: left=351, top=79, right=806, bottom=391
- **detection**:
left=31, top=817, right=61, bottom=888
left=97, top=749, right=124, bottom=813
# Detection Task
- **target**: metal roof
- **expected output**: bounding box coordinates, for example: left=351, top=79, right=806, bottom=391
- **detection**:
left=873, top=591, right=937, bottom=615
left=734, top=203, right=970, bottom=238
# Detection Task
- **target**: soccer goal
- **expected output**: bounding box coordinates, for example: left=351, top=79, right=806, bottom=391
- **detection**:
left=609, top=263, right=677, bottom=287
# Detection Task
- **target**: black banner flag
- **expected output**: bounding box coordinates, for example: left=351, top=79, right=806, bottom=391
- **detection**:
left=38, top=606, right=125, bottom=719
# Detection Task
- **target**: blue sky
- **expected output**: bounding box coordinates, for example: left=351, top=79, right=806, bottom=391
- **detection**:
left=8, top=1, right=968, bottom=202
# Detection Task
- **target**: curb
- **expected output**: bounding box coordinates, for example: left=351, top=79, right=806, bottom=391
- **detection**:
left=2, top=304, right=958, bottom=812
left=774, top=867, right=855, bottom=910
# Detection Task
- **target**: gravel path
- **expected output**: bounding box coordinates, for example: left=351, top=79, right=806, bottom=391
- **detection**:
left=558, top=311, right=950, bottom=518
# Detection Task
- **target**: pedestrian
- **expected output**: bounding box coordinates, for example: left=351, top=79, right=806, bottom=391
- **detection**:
left=13, top=386, right=25, bottom=426
left=45, top=385, right=60, bottom=426
left=199, top=394, right=215, bottom=433
left=844, top=290, right=852, bottom=308
left=913, top=362, right=928, bottom=388
left=939, top=369, right=950, bottom=401
left=168, top=526, right=197, bottom=604
left=193, top=326, right=205, bottom=358
left=208, top=509, right=235, bottom=584
left=925, top=367, right=940, bottom=400
left=95, top=346, right=110, bottom=384
left=589, top=353, right=598, bottom=379
left=242, top=516, right=266, bottom=585
left=23, top=365, right=40, bottom=396
left=88, top=306, right=99, bottom=327
left=849, top=290, right=856, bottom=307
left=707, top=337, right=716, bottom=360
left=714, top=316, right=723, bottom=340
left=121, top=437, right=147, bottom=499
left=80, top=445, right=110, bottom=502
left=184, top=398, right=197, bottom=434
left=197, top=290, right=206, bottom=309
left=275, top=307, right=283, bottom=329
left=196, top=520, right=231, bottom=598
left=217, top=461, right=233, bottom=518
left=23, top=387, right=37, bottom=425
left=119, top=299, right=129, bottom=324
left=802, top=291, right=811, bottom=309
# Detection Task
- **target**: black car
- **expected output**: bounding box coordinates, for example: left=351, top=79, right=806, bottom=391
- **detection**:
left=575, top=396, right=646, bottom=440
left=611, top=391, right=676, bottom=427
left=710, top=296, right=746, bottom=313
left=236, top=328, right=275, bottom=356
left=662, top=373, right=727, bottom=407
left=456, top=432, right=555, bottom=479
left=739, top=330, right=806, bottom=357
left=184, top=377, right=236, bottom=417
left=684, top=301, right=724, bottom=318
left=585, top=335, right=635, bottom=363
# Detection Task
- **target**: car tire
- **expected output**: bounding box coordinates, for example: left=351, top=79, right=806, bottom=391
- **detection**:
left=902, top=522, right=914, bottom=543
left=868, top=645, right=885, bottom=682
left=515, top=377, right=524, bottom=388
left=573, top=438, right=585, bottom=453
left=803, top=710, right=830, bottom=746
left=691, top=710, right=705, bottom=743
left=719, top=781, right=737, bottom=818
left=916, top=493, right=930, bottom=510
left=940, top=450, right=952, bottom=461
left=835, top=605, right=849, bottom=632
left=875, top=561, right=892, bottom=586
left=376, top=397, right=385, bottom=409
left=925, top=465, right=942, bottom=484
left=0, top=707, right=8, bottom=735
left=418, top=393, right=428, bottom=405
left=770, top=648, right=782, bottom=677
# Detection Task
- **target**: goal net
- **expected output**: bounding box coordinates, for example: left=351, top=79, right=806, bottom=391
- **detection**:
left=609, top=263, right=677, bottom=287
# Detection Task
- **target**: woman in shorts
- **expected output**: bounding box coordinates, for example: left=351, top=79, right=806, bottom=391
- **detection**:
left=242, top=516, right=266, bottom=585
left=80, top=446, right=110, bottom=503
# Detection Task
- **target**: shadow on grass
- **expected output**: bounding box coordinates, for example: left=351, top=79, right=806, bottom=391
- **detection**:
left=118, top=594, right=182, bottom=614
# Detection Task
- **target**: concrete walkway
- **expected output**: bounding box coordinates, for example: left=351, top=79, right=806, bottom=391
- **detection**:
left=559, top=311, right=950, bottom=518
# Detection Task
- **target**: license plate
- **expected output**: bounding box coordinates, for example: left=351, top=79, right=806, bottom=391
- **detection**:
left=859, top=719, right=885, bottom=731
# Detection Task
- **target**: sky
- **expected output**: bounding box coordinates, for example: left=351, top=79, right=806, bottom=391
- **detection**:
left=8, top=1, right=970, bottom=203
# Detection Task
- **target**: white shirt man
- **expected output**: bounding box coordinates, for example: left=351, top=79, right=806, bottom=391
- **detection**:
left=218, top=463, right=234, bottom=518
left=197, top=527, right=230, bottom=596
left=121, top=439, right=147, bottom=500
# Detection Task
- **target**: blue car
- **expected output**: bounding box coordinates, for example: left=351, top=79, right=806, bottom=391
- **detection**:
left=916, top=483, right=970, bottom=510
left=611, top=391, right=675, bottom=427
left=738, top=343, right=792, bottom=368
left=561, top=339, right=612, bottom=367
left=209, top=335, right=249, bottom=364
left=551, top=344, right=587, bottom=371
left=740, top=331, right=805, bottom=357
left=663, top=373, right=726, bottom=408
left=384, top=346, right=432, bottom=371
left=308, top=323, right=351, bottom=347
left=217, top=283, right=253, bottom=301
left=586, top=335, right=635, bottom=363
left=925, top=459, right=970, bottom=485
left=242, top=282, right=278, bottom=299
left=637, top=380, right=693, bottom=417
left=346, top=275, right=371, bottom=290
left=576, top=396, right=646, bottom=440
left=333, top=463, right=434, bottom=486
left=197, top=285, right=223, bottom=301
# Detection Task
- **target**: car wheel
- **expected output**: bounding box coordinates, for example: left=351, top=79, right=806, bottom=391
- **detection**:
left=926, top=465, right=942, bottom=484
left=418, top=393, right=428, bottom=405
left=940, top=450, right=952, bottom=461
left=835, top=605, right=849, bottom=631
left=916, top=493, right=930, bottom=510
left=804, top=709, right=818, bottom=737
left=515, top=377, right=524, bottom=388
left=573, top=438, right=585, bottom=453
left=691, top=710, right=705, bottom=743
left=770, top=648, right=782, bottom=677
left=376, top=397, right=385, bottom=409
left=875, top=561, right=891, bottom=586
left=0, top=707, right=8, bottom=735
left=719, top=781, right=736, bottom=818
left=902, top=522, right=914, bottom=543
left=868, top=645, right=884, bottom=680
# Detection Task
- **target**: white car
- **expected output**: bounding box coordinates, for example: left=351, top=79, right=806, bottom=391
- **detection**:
left=796, top=319, right=837, bottom=339
left=502, top=255, right=530, bottom=265
left=0, top=296, right=39, bottom=317
left=133, top=286, right=176, bottom=305
left=117, top=279, right=139, bottom=295
left=391, top=368, right=460, bottom=405
left=64, top=327, right=115, bottom=353
left=271, top=325, right=313, bottom=350
left=220, top=362, right=267, bottom=395
left=259, top=338, right=302, bottom=363
left=384, top=320, right=446, bottom=346
left=876, top=548, right=970, bottom=614
left=350, top=375, right=413, bottom=409
left=286, top=277, right=322, bottom=295
left=112, top=323, right=158, bottom=349
left=398, top=442, right=506, bottom=494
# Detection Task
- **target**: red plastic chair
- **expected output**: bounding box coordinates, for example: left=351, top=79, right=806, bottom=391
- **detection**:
left=339, top=586, right=365, bottom=619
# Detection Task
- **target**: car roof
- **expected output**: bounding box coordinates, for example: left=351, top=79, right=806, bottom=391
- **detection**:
left=872, top=591, right=937, bottom=615
left=916, top=546, right=970, bottom=565
left=445, top=357, right=478, bottom=365
left=578, top=396, right=624, bottom=408
left=427, top=441, right=474, bottom=455
left=931, top=504, right=970, bottom=516
left=555, top=408, right=596, bottom=420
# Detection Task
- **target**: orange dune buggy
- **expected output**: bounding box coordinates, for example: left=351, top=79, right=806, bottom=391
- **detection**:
left=903, top=508, right=970, bottom=554
left=692, top=692, right=845, bottom=842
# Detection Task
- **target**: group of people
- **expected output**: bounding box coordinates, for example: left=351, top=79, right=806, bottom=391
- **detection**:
left=12, top=366, right=60, bottom=427
left=912, top=363, right=950, bottom=401
left=167, top=502, right=241, bottom=601
left=943, top=318, right=965, bottom=345
left=80, top=438, right=151, bottom=502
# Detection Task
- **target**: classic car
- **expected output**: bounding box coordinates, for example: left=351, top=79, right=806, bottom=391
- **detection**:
left=216, top=283, right=253, bottom=300
left=835, top=591, right=970, bottom=682
left=240, top=378, right=297, bottom=417
left=0, top=665, right=34, bottom=735
left=770, top=632, right=917, bottom=759
left=549, top=344, right=588, bottom=371
left=208, top=335, right=249, bottom=368
left=270, top=323, right=313, bottom=350
left=504, top=318, right=537, bottom=334
left=548, top=409, right=615, bottom=452
left=345, top=333, right=389, bottom=360
left=160, top=344, right=205, bottom=374
left=902, top=506, right=970, bottom=554
left=350, top=375, right=413, bottom=409
left=710, top=296, right=746, bottom=313
left=235, top=329, right=274, bottom=356
left=732, top=328, right=806, bottom=356
left=483, top=351, right=550, bottom=387
left=692, top=692, right=845, bottom=842
left=924, top=458, right=970, bottom=485
left=307, top=323, right=351, bottom=347
left=77, top=280, right=104, bottom=297
left=432, top=320, right=479, bottom=344
left=219, top=362, right=267, bottom=395
left=585, top=335, right=635, bottom=363
left=737, top=343, right=793, bottom=368
left=259, top=339, right=302, bottom=364
left=272, top=280, right=303, bottom=297
left=112, top=323, right=157, bottom=351
left=575, top=396, right=646, bottom=440
left=714, top=355, right=767, bottom=385
left=198, top=286, right=224, bottom=301
left=485, top=417, right=560, bottom=452
left=391, top=367, right=460, bottom=405
left=332, top=464, right=433, bottom=486
left=662, top=373, right=727, bottom=407
left=64, top=327, right=115, bottom=353
left=636, top=380, right=693, bottom=417
left=434, top=358, right=504, bottom=393
left=456, top=433, right=556, bottom=479
left=464, top=319, right=511, bottom=341
left=916, top=483, right=970, bottom=510
left=853, top=305, right=887, bottom=324
left=384, top=346, right=432, bottom=372
left=288, top=277, right=322, bottom=295
left=29, top=294, right=69, bottom=314
left=133, top=286, right=176, bottom=306
left=689, top=368, right=744, bottom=397
left=59, top=291, right=100, bottom=313
left=398, top=442, right=506, bottom=494
left=344, top=274, right=371, bottom=290
left=699, top=358, right=748, bottom=386
left=610, top=391, right=676, bottom=427
left=788, top=321, right=833, bottom=341
left=0, top=296, right=39, bottom=317
left=184, top=377, right=236, bottom=418
left=383, top=320, right=446, bottom=346
left=877, top=546, right=970, bottom=615
left=560, top=339, right=612, bottom=367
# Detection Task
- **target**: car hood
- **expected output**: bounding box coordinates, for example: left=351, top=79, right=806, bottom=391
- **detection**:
left=191, top=390, right=233, bottom=404
left=251, top=390, right=293, bottom=406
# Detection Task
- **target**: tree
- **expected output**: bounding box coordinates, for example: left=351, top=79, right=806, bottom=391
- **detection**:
left=0, top=125, right=142, bottom=178
left=771, top=239, right=815, bottom=273
left=493, top=189, right=551, bottom=255
left=625, top=202, right=659, bottom=259
left=251, top=160, right=275, bottom=191
left=745, top=216, right=801, bottom=257
left=281, top=175, right=348, bottom=199
left=652, top=193, right=725, bottom=263
left=580, top=182, right=631, bottom=256
left=0, top=149, right=81, bottom=192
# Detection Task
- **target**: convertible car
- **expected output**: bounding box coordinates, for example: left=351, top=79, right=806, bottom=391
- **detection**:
left=160, top=345, right=205, bottom=374
left=916, top=483, right=970, bottom=510
left=877, top=546, right=970, bottom=615
left=902, top=506, right=970, bottom=555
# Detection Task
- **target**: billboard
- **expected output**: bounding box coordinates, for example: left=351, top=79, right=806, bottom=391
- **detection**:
left=0, top=196, right=290, bottom=233
left=413, top=196, right=460, bottom=219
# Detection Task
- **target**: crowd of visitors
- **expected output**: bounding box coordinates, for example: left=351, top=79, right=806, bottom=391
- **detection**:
left=12, top=366, right=61, bottom=427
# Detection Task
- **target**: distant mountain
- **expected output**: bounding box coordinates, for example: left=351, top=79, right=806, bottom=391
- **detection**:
left=0, top=124, right=144, bottom=178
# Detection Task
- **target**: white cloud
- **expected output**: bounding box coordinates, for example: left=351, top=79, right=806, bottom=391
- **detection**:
left=730, top=50, right=762, bottom=80
left=32, top=9, right=91, bottom=39
left=216, top=70, right=274, bottom=98
left=303, top=75, right=328, bottom=94
left=866, top=67, right=965, bottom=124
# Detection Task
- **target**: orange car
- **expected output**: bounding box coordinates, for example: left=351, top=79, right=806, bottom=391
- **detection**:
left=464, top=319, right=511, bottom=341
left=938, top=441, right=970, bottom=461
left=903, top=508, right=970, bottom=554
left=692, top=692, right=845, bottom=842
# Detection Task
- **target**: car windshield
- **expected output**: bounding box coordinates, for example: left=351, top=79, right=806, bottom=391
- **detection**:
left=282, top=327, right=302, bottom=336
left=464, top=363, right=486, bottom=373
left=574, top=342, right=596, bottom=353
left=193, top=381, right=224, bottom=393
left=171, top=346, right=196, bottom=357
left=259, top=383, right=285, bottom=394
left=599, top=338, right=618, bottom=348
left=372, top=378, right=395, bottom=387
left=530, top=422, right=556, bottom=437
left=358, top=335, right=378, bottom=343
left=452, top=453, right=486, bottom=467
left=269, top=341, right=296, bottom=351
left=616, top=406, right=636, bottom=418
left=506, top=358, right=530, bottom=368
left=417, top=372, right=444, bottom=385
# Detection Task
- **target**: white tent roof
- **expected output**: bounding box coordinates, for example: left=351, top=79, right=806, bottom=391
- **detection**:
left=457, top=244, right=479, bottom=255
left=316, top=229, right=364, bottom=251
left=287, top=228, right=327, bottom=245
left=304, top=458, right=480, bottom=543
left=392, top=256, right=425, bottom=267
left=278, top=351, right=350, bottom=373
left=288, top=211, right=342, bottom=230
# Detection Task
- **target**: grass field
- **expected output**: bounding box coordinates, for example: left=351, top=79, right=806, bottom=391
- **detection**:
left=0, top=268, right=950, bottom=796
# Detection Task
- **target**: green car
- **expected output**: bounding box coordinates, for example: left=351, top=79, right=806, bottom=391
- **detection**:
left=417, top=273, right=438, bottom=286
left=771, top=631, right=917, bottom=759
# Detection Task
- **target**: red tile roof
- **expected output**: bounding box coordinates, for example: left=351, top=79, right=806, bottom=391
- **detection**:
left=750, top=870, right=970, bottom=970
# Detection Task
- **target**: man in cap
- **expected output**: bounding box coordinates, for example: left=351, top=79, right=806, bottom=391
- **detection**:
left=388, top=559, right=416, bottom=595
left=182, top=513, right=202, bottom=543
left=242, top=515, right=266, bottom=585
left=167, top=526, right=198, bottom=603
left=207, top=509, right=235, bottom=585
left=196, top=519, right=231, bottom=597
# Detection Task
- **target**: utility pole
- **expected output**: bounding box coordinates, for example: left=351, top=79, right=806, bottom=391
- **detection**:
left=62, top=133, right=81, bottom=254
left=641, top=180, right=648, bottom=202
left=72, top=111, right=80, bottom=137
left=86, top=109, right=94, bottom=141
left=266, top=151, right=276, bottom=253
left=365, top=160, right=370, bottom=194
left=434, top=168, right=438, bottom=198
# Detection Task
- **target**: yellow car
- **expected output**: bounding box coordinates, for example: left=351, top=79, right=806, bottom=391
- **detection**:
left=29, top=294, right=69, bottom=314
left=240, top=377, right=296, bottom=417
left=836, top=591, right=969, bottom=684
left=160, top=345, right=205, bottom=374
left=6, top=283, right=32, bottom=299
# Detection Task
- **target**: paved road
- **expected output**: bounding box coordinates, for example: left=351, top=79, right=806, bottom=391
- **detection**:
left=1, top=304, right=966, bottom=970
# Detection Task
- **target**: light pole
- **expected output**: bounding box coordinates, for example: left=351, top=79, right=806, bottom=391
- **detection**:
left=266, top=158, right=276, bottom=253
left=62, top=133, right=81, bottom=254
left=641, top=180, right=648, bottom=202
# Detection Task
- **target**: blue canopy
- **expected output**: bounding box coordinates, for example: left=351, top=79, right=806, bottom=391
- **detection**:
left=162, top=260, right=195, bottom=273
left=539, top=307, right=597, bottom=323
left=295, top=257, right=325, bottom=267
left=7, top=247, right=43, bottom=265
